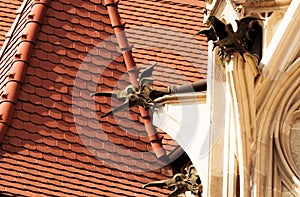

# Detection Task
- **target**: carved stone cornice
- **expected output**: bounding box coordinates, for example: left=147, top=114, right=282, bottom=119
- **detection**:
left=205, top=0, right=291, bottom=18
left=231, top=0, right=291, bottom=15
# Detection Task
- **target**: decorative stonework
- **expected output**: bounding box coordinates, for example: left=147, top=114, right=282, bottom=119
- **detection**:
left=253, top=1, right=300, bottom=195
left=255, top=56, right=300, bottom=196
left=143, top=164, right=203, bottom=196
left=204, top=0, right=300, bottom=196
left=290, top=122, right=300, bottom=172
left=282, top=184, right=294, bottom=197
left=226, top=52, right=260, bottom=197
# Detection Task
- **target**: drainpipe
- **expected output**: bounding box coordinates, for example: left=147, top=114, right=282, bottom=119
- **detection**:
left=0, top=0, right=49, bottom=142
left=103, top=0, right=166, bottom=158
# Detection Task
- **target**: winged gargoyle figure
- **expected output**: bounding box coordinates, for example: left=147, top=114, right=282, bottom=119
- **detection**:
left=142, top=173, right=188, bottom=197
left=142, top=163, right=202, bottom=196
left=91, top=63, right=170, bottom=118
left=213, top=23, right=248, bottom=62
left=193, top=25, right=217, bottom=42
left=194, top=15, right=263, bottom=63
left=235, top=17, right=262, bottom=45
left=185, top=165, right=202, bottom=196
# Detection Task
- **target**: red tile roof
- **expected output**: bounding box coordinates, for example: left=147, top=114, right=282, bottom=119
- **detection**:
left=119, top=0, right=208, bottom=85
left=0, top=0, right=23, bottom=48
left=104, top=0, right=167, bottom=159
left=118, top=0, right=208, bottom=151
left=0, top=0, right=207, bottom=196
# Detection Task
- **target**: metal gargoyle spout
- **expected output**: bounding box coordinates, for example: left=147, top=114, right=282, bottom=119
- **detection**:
left=91, top=63, right=170, bottom=118
left=143, top=173, right=187, bottom=197
left=142, top=164, right=203, bottom=197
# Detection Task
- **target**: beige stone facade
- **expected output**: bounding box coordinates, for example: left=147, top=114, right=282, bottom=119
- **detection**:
left=151, top=0, right=299, bottom=196
left=205, top=0, right=300, bottom=196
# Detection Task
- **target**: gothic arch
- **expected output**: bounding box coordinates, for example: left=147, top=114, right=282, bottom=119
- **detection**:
left=256, top=57, right=300, bottom=196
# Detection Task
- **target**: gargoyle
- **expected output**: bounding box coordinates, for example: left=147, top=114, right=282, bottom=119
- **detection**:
left=235, top=17, right=262, bottom=44
left=142, top=164, right=202, bottom=196
left=142, top=173, right=188, bottom=197
left=193, top=25, right=217, bottom=42
left=185, top=165, right=202, bottom=196
left=213, top=23, right=248, bottom=62
left=91, top=63, right=170, bottom=118
left=91, top=63, right=208, bottom=118
left=194, top=15, right=263, bottom=63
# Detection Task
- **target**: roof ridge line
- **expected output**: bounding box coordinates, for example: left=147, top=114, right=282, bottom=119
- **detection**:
left=0, top=0, right=50, bottom=142
left=0, top=0, right=29, bottom=61
left=103, top=0, right=167, bottom=158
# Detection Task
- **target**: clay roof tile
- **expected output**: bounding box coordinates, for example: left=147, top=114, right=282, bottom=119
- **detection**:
left=0, top=0, right=207, bottom=196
